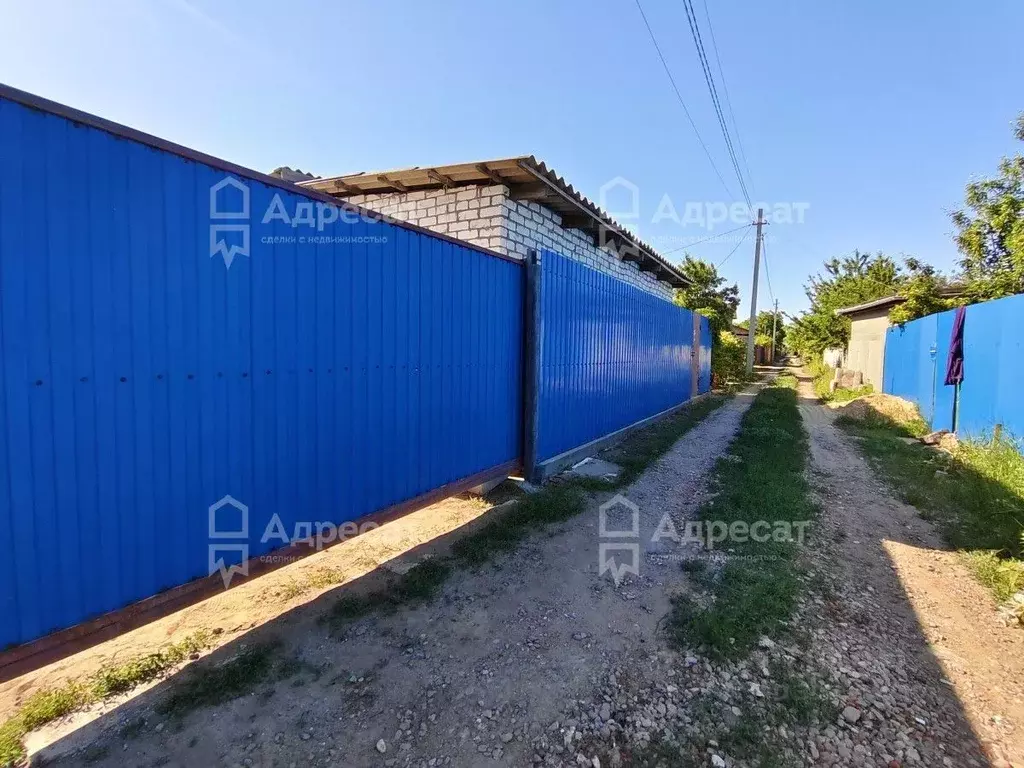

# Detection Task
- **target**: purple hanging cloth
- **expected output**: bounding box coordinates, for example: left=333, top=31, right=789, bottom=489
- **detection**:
left=945, top=305, right=966, bottom=386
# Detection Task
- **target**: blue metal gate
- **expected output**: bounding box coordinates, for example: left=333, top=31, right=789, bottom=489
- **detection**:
left=883, top=294, right=1024, bottom=437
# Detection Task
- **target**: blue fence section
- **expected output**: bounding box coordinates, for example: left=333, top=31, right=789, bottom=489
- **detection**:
left=883, top=294, right=1024, bottom=438
left=0, top=95, right=524, bottom=648
left=536, top=249, right=710, bottom=462
left=883, top=313, right=940, bottom=425
left=698, top=315, right=712, bottom=394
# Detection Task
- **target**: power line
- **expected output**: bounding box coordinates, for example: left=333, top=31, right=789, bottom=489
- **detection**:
left=679, top=0, right=752, bottom=209
left=700, top=0, right=753, bottom=191
left=715, top=226, right=752, bottom=268
left=680, top=0, right=745, bottom=200
left=632, top=0, right=737, bottom=200
left=661, top=222, right=752, bottom=255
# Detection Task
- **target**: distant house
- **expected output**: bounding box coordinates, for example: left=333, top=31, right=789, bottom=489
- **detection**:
left=835, top=295, right=906, bottom=389
left=730, top=324, right=771, bottom=364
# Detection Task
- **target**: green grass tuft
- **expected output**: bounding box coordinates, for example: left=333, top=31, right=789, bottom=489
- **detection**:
left=961, top=550, right=1024, bottom=603
left=0, top=631, right=213, bottom=766
left=383, top=559, right=452, bottom=608
left=829, top=384, right=874, bottom=403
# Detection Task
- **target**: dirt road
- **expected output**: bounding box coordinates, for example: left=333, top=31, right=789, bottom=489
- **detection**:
left=21, top=370, right=1024, bottom=768
left=794, top=369, right=1024, bottom=767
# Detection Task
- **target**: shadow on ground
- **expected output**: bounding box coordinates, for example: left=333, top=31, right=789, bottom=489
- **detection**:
left=793, top=366, right=1017, bottom=766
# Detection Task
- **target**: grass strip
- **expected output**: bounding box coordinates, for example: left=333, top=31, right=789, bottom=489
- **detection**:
left=0, top=631, right=213, bottom=767
left=667, top=374, right=818, bottom=660
left=836, top=410, right=1024, bottom=602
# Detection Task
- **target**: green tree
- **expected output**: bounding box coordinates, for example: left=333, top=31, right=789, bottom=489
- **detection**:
left=675, top=256, right=740, bottom=336
left=676, top=256, right=747, bottom=381
left=889, top=257, right=957, bottom=325
left=737, top=310, right=785, bottom=351
left=952, top=113, right=1024, bottom=302
left=787, top=250, right=901, bottom=357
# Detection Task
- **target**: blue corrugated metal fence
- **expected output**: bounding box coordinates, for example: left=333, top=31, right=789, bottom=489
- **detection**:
left=883, top=293, right=1024, bottom=437
left=536, top=249, right=711, bottom=462
left=0, top=94, right=523, bottom=648
left=0, top=89, right=712, bottom=650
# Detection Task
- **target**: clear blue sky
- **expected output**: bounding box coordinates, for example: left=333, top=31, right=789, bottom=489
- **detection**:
left=1, top=0, right=1021, bottom=319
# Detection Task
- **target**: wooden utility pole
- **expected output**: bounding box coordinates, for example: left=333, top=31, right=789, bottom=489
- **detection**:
left=769, top=298, right=779, bottom=363
left=744, top=209, right=765, bottom=374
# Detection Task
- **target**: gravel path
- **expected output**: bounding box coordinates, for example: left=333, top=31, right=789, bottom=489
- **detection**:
left=45, top=387, right=762, bottom=768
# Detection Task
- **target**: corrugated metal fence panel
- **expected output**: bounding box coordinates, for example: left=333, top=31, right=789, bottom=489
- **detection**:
left=699, top=316, right=713, bottom=394
left=536, top=249, right=697, bottom=462
left=882, top=294, right=1024, bottom=438
left=957, top=294, right=1024, bottom=438
left=883, top=313, right=939, bottom=425
left=0, top=95, right=523, bottom=648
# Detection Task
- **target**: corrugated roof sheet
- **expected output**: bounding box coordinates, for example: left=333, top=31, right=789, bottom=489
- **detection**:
left=834, top=295, right=906, bottom=316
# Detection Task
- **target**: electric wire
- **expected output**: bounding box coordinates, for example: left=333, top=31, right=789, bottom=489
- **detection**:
left=661, top=222, right=752, bottom=255
left=633, top=0, right=737, bottom=201
left=715, top=226, right=752, bottom=268
left=700, top=0, right=753, bottom=190
left=679, top=0, right=752, bottom=209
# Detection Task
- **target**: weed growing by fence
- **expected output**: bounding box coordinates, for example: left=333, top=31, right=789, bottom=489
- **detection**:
left=667, top=375, right=818, bottom=659
left=836, top=413, right=1024, bottom=603
left=0, top=631, right=213, bottom=766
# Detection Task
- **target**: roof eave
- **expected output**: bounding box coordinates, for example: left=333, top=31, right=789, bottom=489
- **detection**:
left=834, top=296, right=906, bottom=317
left=301, top=157, right=691, bottom=289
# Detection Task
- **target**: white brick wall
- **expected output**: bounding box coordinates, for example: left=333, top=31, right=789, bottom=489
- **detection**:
left=346, top=185, right=675, bottom=301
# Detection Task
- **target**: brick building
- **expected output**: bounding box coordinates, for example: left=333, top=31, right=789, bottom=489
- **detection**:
left=298, top=156, right=690, bottom=298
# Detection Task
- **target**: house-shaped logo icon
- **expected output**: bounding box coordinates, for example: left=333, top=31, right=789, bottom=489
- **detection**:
left=209, top=176, right=251, bottom=268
